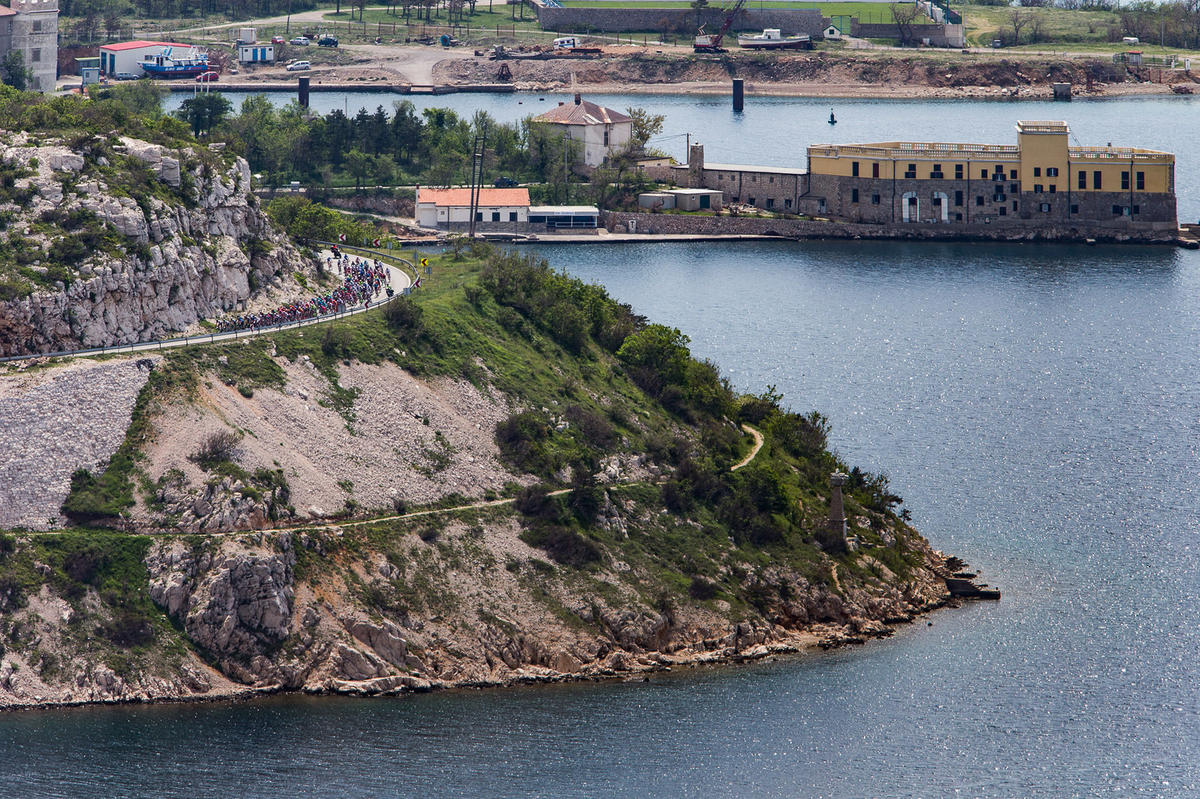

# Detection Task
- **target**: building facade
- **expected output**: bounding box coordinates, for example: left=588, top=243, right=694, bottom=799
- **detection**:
left=677, top=121, right=1177, bottom=235
left=416, top=187, right=531, bottom=230
left=98, top=41, right=194, bottom=77
left=0, top=0, right=58, bottom=92
left=532, top=95, right=633, bottom=168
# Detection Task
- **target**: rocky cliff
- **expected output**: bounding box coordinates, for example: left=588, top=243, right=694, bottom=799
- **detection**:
left=0, top=132, right=311, bottom=356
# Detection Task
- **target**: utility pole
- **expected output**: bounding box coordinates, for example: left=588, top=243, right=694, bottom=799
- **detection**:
left=467, top=129, right=487, bottom=238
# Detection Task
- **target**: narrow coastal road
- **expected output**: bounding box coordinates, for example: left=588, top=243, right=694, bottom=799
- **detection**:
left=0, top=246, right=414, bottom=365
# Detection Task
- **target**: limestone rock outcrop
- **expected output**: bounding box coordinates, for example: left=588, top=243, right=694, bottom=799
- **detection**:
left=0, top=133, right=312, bottom=356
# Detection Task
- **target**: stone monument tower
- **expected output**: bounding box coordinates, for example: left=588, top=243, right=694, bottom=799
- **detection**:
left=820, top=471, right=849, bottom=554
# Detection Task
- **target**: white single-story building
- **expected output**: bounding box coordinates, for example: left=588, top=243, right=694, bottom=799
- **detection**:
left=99, top=40, right=193, bottom=76
left=822, top=24, right=843, bottom=40
left=238, top=43, right=274, bottom=64
left=532, top=95, right=634, bottom=168
left=528, top=205, right=600, bottom=230
left=416, top=187, right=531, bottom=229
left=667, top=188, right=723, bottom=211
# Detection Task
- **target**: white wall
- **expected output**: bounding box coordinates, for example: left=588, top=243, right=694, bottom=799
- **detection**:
left=418, top=203, right=528, bottom=227
left=559, top=121, right=634, bottom=167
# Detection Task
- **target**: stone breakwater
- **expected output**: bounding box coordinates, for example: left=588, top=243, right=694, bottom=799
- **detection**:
left=0, top=134, right=312, bottom=356
left=602, top=211, right=1186, bottom=246
left=0, top=357, right=155, bottom=531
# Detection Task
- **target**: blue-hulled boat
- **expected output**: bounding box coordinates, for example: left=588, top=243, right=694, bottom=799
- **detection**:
left=140, top=47, right=209, bottom=79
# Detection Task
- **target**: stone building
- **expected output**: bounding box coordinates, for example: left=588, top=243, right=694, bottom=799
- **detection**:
left=0, top=0, right=59, bottom=92
left=532, top=95, right=633, bottom=168
left=677, top=121, right=1177, bottom=234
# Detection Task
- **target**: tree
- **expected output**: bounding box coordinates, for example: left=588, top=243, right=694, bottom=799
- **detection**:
left=101, top=80, right=168, bottom=116
left=616, top=324, right=692, bottom=398
left=176, top=92, right=231, bottom=137
left=891, top=2, right=920, bottom=45
left=1009, top=8, right=1032, bottom=43
left=690, top=0, right=708, bottom=26
left=0, top=51, right=30, bottom=91
left=625, top=106, right=665, bottom=153
left=345, top=148, right=373, bottom=190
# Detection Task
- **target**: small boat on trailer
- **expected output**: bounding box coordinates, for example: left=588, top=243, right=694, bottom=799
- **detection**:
left=140, top=46, right=210, bottom=79
left=737, top=29, right=813, bottom=50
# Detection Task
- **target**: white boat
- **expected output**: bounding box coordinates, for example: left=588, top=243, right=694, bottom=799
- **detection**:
left=737, top=29, right=812, bottom=50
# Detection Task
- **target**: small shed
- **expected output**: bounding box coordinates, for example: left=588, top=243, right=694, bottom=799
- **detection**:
left=667, top=188, right=723, bottom=211
left=638, top=192, right=676, bottom=210
left=238, top=43, right=275, bottom=64
left=822, top=24, right=843, bottom=40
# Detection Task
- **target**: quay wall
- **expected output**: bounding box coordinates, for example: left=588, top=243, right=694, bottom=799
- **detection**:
left=601, top=211, right=1182, bottom=244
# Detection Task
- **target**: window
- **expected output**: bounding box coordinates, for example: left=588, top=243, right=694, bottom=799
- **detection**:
left=1078, top=172, right=1087, bottom=189
left=31, top=48, right=40, bottom=63
left=1012, top=200, right=1018, bottom=211
left=1070, top=204, right=1079, bottom=214
left=1011, top=184, right=1019, bottom=193
left=851, top=161, right=859, bottom=177
left=954, top=190, right=963, bottom=206
left=766, top=198, right=774, bottom=209
left=603, top=130, right=610, bottom=146
left=1034, top=167, right=1041, bottom=177
left=994, top=192, right=1005, bottom=202
left=718, top=174, right=723, bottom=181
left=955, top=213, right=963, bottom=221
left=1121, top=171, right=1130, bottom=190
left=1039, top=203, right=1051, bottom=213
left=769, top=176, right=774, bottom=184
left=994, top=164, right=1003, bottom=174
left=1047, top=167, right=1058, bottom=177
left=784, top=199, right=792, bottom=209
left=1133, top=204, right=1140, bottom=214
left=872, top=163, right=880, bottom=179
left=491, top=211, right=500, bottom=222
left=1094, top=171, right=1102, bottom=190
left=955, top=164, right=964, bottom=179
left=871, top=193, right=881, bottom=205
left=981, top=169, right=988, bottom=179
left=1112, top=205, right=1122, bottom=215
left=976, top=196, right=984, bottom=206
left=509, top=212, right=518, bottom=222
left=474, top=212, right=482, bottom=221
left=850, top=189, right=859, bottom=203
left=931, top=163, right=943, bottom=179
left=748, top=197, right=755, bottom=206
left=1010, top=169, right=1018, bottom=180
left=999, top=207, right=1006, bottom=216
left=751, top=175, right=757, bottom=183
left=1136, top=171, right=1144, bottom=190
left=1049, top=185, right=1056, bottom=194
left=32, top=20, right=42, bottom=32
left=905, top=163, right=916, bottom=179
left=1033, top=185, right=1043, bottom=194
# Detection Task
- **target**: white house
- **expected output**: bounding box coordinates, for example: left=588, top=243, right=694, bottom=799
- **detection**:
left=416, top=187, right=531, bottom=229
left=0, top=0, right=59, bottom=92
left=532, top=94, right=634, bottom=168
left=98, top=40, right=193, bottom=76
left=822, top=23, right=843, bottom=40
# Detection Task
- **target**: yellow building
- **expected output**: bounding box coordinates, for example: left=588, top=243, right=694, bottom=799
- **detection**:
left=804, top=121, right=1176, bottom=230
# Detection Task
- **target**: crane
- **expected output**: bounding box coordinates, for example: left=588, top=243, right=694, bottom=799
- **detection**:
left=694, top=0, right=747, bottom=53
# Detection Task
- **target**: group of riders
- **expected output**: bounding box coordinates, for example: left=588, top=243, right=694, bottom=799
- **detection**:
left=216, top=248, right=392, bottom=333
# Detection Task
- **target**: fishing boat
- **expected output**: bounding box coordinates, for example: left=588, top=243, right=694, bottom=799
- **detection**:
left=140, top=46, right=210, bottom=79
left=737, top=29, right=812, bottom=50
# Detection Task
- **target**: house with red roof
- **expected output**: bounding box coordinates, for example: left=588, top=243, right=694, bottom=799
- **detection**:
left=415, top=187, right=531, bottom=230
left=532, top=94, right=634, bottom=167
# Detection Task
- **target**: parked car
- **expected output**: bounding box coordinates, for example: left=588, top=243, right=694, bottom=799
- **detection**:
left=113, top=71, right=140, bottom=81
left=195, top=70, right=219, bottom=82
left=285, top=60, right=311, bottom=71
left=271, top=35, right=285, bottom=44
left=493, top=176, right=518, bottom=187
left=318, top=36, right=338, bottom=47
left=289, top=36, right=310, bottom=45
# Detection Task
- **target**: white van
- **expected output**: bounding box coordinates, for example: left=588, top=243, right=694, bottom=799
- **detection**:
left=553, top=36, right=579, bottom=49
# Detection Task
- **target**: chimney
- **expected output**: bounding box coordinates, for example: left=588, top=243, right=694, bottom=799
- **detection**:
left=574, top=93, right=582, bottom=105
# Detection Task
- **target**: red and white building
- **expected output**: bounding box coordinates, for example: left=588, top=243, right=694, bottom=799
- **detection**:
left=416, top=187, right=531, bottom=230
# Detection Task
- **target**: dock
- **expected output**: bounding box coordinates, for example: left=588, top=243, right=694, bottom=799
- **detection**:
left=160, top=81, right=515, bottom=94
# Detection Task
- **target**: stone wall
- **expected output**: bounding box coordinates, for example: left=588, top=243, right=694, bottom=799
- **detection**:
left=851, top=21, right=961, bottom=47
left=603, top=210, right=1181, bottom=243
left=534, top=4, right=825, bottom=36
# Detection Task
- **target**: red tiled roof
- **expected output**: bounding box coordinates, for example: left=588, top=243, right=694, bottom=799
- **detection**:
left=417, top=187, right=530, bottom=207
left=99, top=40, right=195, bottom=51
left=533, top=97, right=632, bottom=126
